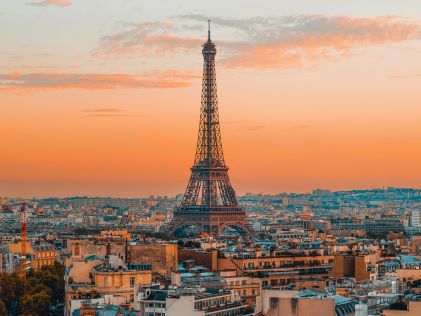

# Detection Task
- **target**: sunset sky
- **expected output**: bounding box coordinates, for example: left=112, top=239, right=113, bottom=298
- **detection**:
left=1, top=0, right=421, bottom=198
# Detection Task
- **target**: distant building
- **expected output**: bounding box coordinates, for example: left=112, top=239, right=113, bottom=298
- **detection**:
left=312, top=189, right=332, bottom=196
left=69, top=197, right=141, bottom=209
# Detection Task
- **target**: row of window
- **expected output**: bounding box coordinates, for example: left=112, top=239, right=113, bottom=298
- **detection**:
left=245, top=259, right=332, bottom=269
left=146, top=303, right=165, bottom=308
left=35, top=251, right=56, bottom=258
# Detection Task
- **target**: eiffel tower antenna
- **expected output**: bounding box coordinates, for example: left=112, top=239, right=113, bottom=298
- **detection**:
left=165, top=22, right=252, bottom=237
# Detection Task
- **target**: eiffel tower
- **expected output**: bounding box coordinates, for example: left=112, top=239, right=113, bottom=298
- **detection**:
left=166, top=22, right=252, bottom=237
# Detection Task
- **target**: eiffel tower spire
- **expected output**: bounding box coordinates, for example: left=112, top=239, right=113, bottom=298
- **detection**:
left=166, top=23, right=252, bottom=236
left=208, top=19, right=211, bottom=42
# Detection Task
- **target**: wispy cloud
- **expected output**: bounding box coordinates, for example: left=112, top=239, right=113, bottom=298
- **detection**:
left=29, top=0, right=71, bottom=7
left=81, top=107, right=139, bottom=118
left=82, top=108, right=123, bottom=113
left=100, top=15, right=420, bottom=69
left=93, top=22, right=202, bottom=57
left=389, top=73, right=421, bottom=79
left=0, top=71, right=194, bottom=93
left=186, top=15, right=421, bottom=69
left=83, top=114, right=138, bottom=118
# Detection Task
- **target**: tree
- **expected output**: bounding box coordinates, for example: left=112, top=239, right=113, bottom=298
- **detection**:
left=0, top=272, right=26, bottom=315
left=27, top=262, right=65, bottom=304
left=0, top=262, right=65, bottom=315
left=20, top=291, right=51, bottom=316
left=0, top=299, right=7, bottom=316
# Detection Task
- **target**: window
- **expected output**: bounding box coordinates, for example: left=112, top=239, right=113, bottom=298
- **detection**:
left=73, top=243, right=80, bottom=256
left=270, top=297, right=279, bottom=309
left=130, top=277, right=135, bottom=287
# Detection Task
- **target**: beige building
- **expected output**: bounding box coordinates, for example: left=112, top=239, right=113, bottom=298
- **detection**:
left=219, top=269, right=261, bottom=306
left=217, top=255, right=333, bottom=288
left=396, top=269, right=421, bottom=285
left=65, top=255, right=152, bottom=315
left=261, top=289, right=354, bottom=316
left=64, top=231, right=181, bottom=315
left=67, top=233, right=177, bottom=280
left=8, top=241, right=58, bottom=270
left=127, top=243, right=178, bottom=279
left=411, top=236, right=421, bottom=255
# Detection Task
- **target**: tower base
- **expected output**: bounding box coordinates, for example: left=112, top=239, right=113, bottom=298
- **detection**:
left=165, top=207, right=253, bottom=237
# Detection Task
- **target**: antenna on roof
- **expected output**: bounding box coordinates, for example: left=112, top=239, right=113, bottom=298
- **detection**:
left=208, top=19, right=211, bottom=41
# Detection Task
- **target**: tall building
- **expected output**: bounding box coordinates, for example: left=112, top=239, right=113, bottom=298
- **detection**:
left=165, top=23, right=252, bottom=237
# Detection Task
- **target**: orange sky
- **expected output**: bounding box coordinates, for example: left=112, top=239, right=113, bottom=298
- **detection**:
left=1, top=1, right=421, bottom=197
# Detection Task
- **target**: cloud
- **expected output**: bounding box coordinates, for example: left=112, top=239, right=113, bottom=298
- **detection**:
left=81, top=107, right=138, bottom=118
left=389, top=73, right=421, bottom=79
left=181, top=15, right=421, bottom=69
left=83, top=114, right=138, bottom=118
left=29, top=0, right=71, bottom=6
left=142, top=69, right=200, bottom=80
left=93, top=22, right=202, bottom=57
left=92, top=15, right=420, bottom=68
left=82, top=108, right=123, bottom=113
left=0, top=71, right=193, bottom=93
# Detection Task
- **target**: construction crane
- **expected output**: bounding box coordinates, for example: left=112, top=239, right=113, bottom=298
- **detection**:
left=19, top=202, right=29, bottom=279
left=0, top=202, right=31, bottom=278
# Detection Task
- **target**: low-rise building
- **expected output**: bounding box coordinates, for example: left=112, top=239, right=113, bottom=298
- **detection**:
left=136, top=286, right=253, bottom=316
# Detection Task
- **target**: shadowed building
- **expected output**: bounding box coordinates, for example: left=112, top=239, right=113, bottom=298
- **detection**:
left=331, top=253, right=378, bottom=281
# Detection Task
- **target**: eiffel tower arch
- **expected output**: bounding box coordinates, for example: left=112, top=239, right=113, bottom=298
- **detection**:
left=165, top=22, right=253, bottom=237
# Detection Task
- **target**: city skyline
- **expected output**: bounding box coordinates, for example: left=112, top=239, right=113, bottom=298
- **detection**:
left=2, top=0, right=421, bottom=197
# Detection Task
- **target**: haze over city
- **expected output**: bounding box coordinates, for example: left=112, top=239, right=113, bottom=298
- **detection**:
left=1, top=0, right=421, bottom=198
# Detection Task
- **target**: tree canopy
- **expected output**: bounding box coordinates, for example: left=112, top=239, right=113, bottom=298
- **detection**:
left=0, top=261, right=64, bottom=316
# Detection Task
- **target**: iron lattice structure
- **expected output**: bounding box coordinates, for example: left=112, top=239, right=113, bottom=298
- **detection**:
left=166, top=25, right=252, bottom=236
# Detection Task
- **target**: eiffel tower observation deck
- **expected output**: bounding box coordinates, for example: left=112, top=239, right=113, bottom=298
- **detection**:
left=165, top=22, right=252, bottom=237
